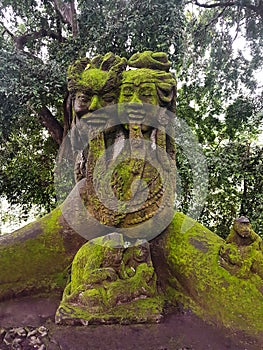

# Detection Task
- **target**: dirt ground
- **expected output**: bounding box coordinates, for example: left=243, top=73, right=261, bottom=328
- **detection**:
left=0, top=295, right=262, bottom=350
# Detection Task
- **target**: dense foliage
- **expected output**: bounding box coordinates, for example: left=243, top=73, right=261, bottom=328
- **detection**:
left=0, top=0, right=262, bottom=236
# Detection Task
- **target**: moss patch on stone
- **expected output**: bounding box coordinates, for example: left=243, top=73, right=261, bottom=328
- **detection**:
left=0, top=207, right=71, bottom=300
left=164, top=212, right=263, bottom=335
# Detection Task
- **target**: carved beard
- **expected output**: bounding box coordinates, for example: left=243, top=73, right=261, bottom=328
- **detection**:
left=80, top=118, right=176, bottom=233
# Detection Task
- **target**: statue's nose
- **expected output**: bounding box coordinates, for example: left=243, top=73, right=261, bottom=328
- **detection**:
left=130, top=92, right=143, bottom=105
left=89, top=95, right=101, bottom=111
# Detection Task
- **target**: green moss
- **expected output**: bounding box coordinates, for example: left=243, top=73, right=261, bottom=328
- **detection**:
left=164, top=212, right=263, bottom=335
left=128, top=51, right=171, bottom=71
left=0, top=207, right=71, bottom=299
left=112, top=159, right=145, bottom=201
left=70, top=242, right=104, bottom=292
left=77, top=69, right=111, bottom=92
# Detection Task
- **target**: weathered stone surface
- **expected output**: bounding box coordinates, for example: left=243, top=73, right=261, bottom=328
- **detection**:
left=55, top=233, right=163, bottom=325
left=219, top=216, right=263, bottom=284
left=1, top=295, right=261, bottom=350
left=0, top=207, right=85, bottom=301
left=152, top=212, right=263, bottom=335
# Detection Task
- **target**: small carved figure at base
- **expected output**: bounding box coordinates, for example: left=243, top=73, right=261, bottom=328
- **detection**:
left=55, top=232, right=163, bottom=325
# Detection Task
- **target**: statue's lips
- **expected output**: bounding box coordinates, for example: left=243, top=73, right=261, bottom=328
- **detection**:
left=127, top=112, right=145, bottom=122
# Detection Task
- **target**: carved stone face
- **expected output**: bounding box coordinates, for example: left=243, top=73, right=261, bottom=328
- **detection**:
left=103, top=247, right=124, bottom=268
left=73, top=68, right=117, bottom=120
left=234, top=221, right=252, bottom=238
left=119, top=69, right=159, bottom=128
left=120, top=81, right=158, bottom=106
left=133, top=242, right=149, bottom=263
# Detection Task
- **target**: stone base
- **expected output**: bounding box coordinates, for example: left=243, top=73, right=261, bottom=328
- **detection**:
left=55, top=297, right=164, bottom=325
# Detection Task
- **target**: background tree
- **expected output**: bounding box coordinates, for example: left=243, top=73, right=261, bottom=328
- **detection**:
left=0, top=0, right=262, bottom=236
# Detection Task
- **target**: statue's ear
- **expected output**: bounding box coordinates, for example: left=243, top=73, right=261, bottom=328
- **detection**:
left=156, top=83, right=174, bottom=103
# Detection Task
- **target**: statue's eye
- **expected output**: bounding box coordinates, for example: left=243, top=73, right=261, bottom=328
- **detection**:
left=78, top=94, right=89, bottom=103
left=103, top=94, right=115, bottom=103
left=121, top=88, right=133, bottom=97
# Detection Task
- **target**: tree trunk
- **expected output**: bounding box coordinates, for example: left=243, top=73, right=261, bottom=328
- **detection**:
left=37, top=106, right=64, bottom=145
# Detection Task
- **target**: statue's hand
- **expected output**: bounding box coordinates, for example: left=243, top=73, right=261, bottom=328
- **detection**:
left=219, top=244, right=242, bottom=266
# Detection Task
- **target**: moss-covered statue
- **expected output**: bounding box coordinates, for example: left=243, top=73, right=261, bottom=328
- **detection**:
left=66, top=53, right=127, bottom=182
left=55, top=51, right=176, bottom=323
left=219, top=216, right=263, bottom=282
left=55, top=233, right=162, bottom=325
left=1, top=51, right=263, bottom=338
left=59, top=50, right=176, bottom=241
left=63, top=51, right=176, bottom=238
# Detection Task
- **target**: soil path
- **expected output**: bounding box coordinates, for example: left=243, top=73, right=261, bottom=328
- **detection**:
left=0, top=295, right=262, bottom=350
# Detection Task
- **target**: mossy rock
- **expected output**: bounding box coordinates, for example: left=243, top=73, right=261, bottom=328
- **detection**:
left=158, top=212, right=263, bottom=335
left=0, top=206, right=85, bottom=300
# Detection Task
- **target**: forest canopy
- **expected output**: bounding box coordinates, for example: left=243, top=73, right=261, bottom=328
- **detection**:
left=0, top=0, right=262, bottom=236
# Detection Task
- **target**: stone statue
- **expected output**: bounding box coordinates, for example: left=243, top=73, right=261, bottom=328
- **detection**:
left=111, top=52, right=177, bottom=232
left=219, top=216, right=263, bottom=281
left=55, top=233, right=162, bottom=325
left=60, top=51, right=177, bottom=241
left=3, top=52, right=263, bottom=337
left=55, top=52, right=178, bottom=324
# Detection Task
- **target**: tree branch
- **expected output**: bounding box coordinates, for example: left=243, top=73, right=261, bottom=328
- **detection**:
left=0, top=21, right=14, bottom=38
left=193, top=0, right=263, bottom=18
left=13, top=29, right=63, bottom=50
left=53, top=0, right=79, bottom=37
left=36, top=106, right=64, bottom=145
left=1, top=21, right=65, bottom=50
left=63, top=93, right=73, bottom=138
left=201, top=6, right=228, bottom=31
left=194, top=1, right=238, bottom=8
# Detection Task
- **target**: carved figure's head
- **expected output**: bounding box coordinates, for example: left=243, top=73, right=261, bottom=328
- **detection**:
left=67, top=53, right=127, bottom=123
left=120, top=51, right=176, bottom=106
left=119, top=70, right=176, bottom=128
left=103, top=247, right=124, bottom=268
left=233, top=216, right=252, bottom=238
left=118, top=51, right=176, bottom=135
left=100, top=232, right=125, bottom=267
left=133, top=239, right=150, bottom=263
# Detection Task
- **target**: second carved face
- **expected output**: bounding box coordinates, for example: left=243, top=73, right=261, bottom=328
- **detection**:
left=73, top=68, right=117, bottom=121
